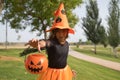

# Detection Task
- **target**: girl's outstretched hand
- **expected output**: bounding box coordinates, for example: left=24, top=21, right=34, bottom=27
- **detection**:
left=25, top=39, right=41, bottom=52
left=25, top=39, right=46, bottom=52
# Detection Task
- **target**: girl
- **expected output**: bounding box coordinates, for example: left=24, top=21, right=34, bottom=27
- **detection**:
left=26, top=3, right=75, bottom=80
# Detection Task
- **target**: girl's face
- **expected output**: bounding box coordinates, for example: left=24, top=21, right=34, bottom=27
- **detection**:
left=55, top=29, right=68, bottom=44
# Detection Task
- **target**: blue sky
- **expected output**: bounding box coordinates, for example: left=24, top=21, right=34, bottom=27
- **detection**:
left=0, top=0, right=110, bottom=43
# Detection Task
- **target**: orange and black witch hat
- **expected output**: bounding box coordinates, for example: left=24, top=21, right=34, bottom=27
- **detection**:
left=46, top=3, right=74, bottom=34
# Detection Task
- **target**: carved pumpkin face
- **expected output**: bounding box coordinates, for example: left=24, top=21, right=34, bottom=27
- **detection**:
left=25, top=53, right=48, bottom=74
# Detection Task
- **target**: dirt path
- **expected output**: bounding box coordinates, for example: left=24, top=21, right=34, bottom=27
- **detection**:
left=0, top=55, right=21, bottom=61
left=69, top=48, right=120, bottom=71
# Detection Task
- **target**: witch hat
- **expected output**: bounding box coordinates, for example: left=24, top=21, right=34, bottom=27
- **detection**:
left=46, top=3, right=74, bottom=34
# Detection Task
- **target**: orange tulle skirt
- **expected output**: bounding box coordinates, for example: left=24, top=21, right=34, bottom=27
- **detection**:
left=37, top=65, right=73, bottom=80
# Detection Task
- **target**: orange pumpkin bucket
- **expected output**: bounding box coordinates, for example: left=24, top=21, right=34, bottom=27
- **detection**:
left=25, top=53, right=48, bottom=74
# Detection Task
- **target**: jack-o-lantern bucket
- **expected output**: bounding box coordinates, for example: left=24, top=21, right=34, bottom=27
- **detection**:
left=25, top=53, right=48, bottom=74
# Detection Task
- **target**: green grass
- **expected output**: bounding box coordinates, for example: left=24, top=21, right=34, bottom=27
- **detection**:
left=0, top=49, right=23, bottom=57
left=68, top=56, right=120, bottom=80
left=0, top=49, right=38, bottom=80
left=0, top=61, right=38, bottom=80
left=0, top=49, right=120, bottom=80
left=72, top=45, right=120, bottom=63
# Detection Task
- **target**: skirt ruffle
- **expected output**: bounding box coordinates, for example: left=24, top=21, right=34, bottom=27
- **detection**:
left=37, top=65, right=73, bottom=80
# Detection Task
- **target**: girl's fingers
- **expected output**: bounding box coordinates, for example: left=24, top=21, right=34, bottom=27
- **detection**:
left=37, top=42, right=41, bottom=52
left=25, top=39, right=38, bottom=47
left=25, top=39, right=43, bottom=52
left=25, top=43, right=29, bottom=46
left=31, top=39, right=38, bottom=42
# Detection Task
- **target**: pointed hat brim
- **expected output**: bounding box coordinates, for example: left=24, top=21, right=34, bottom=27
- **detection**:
left=46, top=26, right=74, bottom=34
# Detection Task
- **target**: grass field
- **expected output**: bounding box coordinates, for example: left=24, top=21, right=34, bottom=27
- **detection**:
left=0, top=49, right=120, bottom=80
left=72, top=45, right=120, bottom=63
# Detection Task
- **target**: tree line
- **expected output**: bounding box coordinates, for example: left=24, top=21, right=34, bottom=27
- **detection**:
left=82, top=0, right=120, bottom=57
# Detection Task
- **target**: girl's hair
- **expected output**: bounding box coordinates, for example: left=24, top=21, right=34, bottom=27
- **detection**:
left=49, top=30, right=56, bottom=40
left=49, top=29, right=68, bottom=40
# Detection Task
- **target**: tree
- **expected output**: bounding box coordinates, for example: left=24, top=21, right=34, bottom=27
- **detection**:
left=0, top=0, right=82, bottom=39
left=82, top=0, right=106, bottom=54
left=0, top=0, right=4, bottom=13
left=107, top=0, right=120, bottom=57
left=99, top=25, right=108, bottom=47
left=76, top=39, right=82, bottom=48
